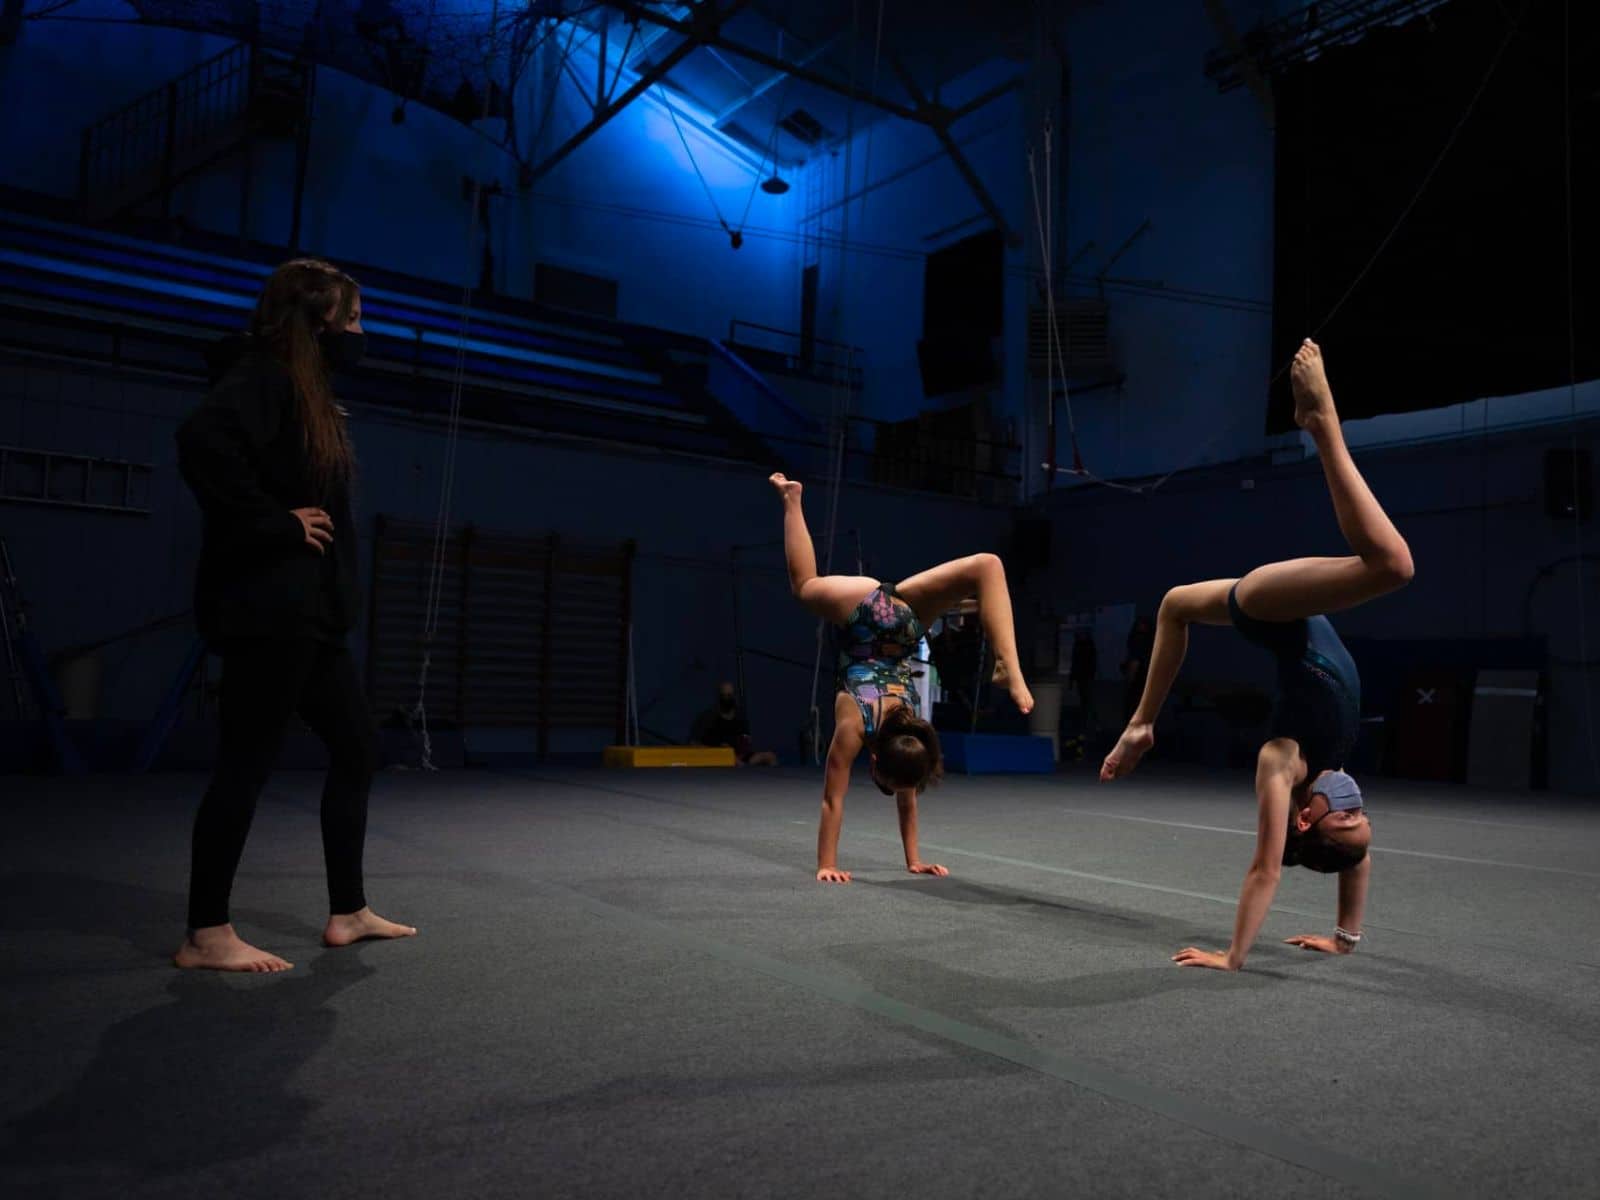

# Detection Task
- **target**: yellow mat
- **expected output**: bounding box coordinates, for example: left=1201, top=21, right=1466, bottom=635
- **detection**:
left=602, top=745, right=737, bottom=768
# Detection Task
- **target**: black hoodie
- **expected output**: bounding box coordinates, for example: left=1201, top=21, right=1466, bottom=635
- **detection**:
left=175, top=335, right=361, bottom=648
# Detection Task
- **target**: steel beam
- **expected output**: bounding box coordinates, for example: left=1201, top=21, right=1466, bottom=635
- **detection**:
left=1202, top=0, right=1274, bottom=123
left=527, top=0, right=754, bottom=186
left=712, top=34, right=840, bottom=128
left=948, top=74, right=1022, bottom=123
left=1204, top=0, right=1451, bottom=92
left=608, top=3, right=923, bottom=122
left=604, top=2, right=1018, bottom=239
left=889, top=57, right=1017, bottom=247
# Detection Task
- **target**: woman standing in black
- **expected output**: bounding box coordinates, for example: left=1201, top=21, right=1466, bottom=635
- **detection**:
left=174, top=258, right=414, bottom=972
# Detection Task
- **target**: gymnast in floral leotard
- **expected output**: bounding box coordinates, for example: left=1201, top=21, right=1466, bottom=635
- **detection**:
left=770, top=472, right=1034, bottom=884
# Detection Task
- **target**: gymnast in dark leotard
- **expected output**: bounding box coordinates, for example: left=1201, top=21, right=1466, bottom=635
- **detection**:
left=1100, top=340, right=1414, bottom=971
left=770, top=472, right=1035, bottom=884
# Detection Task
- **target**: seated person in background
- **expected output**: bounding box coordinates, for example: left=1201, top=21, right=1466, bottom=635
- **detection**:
left=692, top=682, right=779, bottom=766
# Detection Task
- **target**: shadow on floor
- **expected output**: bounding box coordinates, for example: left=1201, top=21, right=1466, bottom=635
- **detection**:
left=520, top=1051, right=1022, bottom=1124
left=2, top=947, right=375, bottom=1175
left=823, top=939, right=1273, bottom=1029
left=0, top=871, right=326, bottom=961
left=859, top=876, right=1148, bottom=925
left=1, top=873, right=377, bottom=1176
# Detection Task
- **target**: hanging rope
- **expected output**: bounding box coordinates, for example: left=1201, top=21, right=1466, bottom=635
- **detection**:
left=803, top=0, right=868, bottom=763
left=410, top=0, right=501, bottom=770
left=854, top=0, right=887, bottom=234
left=731, top=29, right=794, bottom=240
left=1558, top=0, right=1599, bottom=787
left=659, top=84, right=741, bottom=245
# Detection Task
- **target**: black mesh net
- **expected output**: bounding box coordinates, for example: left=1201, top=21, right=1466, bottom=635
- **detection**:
left=126, top=1, right=578, bottom=127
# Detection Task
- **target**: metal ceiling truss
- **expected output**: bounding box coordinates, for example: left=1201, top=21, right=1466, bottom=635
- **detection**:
left=711, top=33, right=840, bottom=129
left=526, top=0, right=756, bottom=185
left=1204, top=0, right=1455, bottom=92
left=572, top=2, right=1021, bottom=242
left=887, top=54, right=1017, bottom=246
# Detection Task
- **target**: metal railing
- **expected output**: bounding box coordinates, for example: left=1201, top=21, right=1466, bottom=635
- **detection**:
left=726, top=319, right=865, bottom=388
left=77, top=42, right=275, bottom=220
left=79, top=43, right=254, bottom=218
left=856, top=413, right=1020, bottom=500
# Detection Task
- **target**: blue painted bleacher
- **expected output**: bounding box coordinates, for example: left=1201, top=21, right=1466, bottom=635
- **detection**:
left=0, top=209, right=813, bottom=462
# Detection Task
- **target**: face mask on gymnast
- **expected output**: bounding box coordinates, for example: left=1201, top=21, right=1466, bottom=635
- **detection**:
left=319, top=329, right=367, bottom=370
left=1309, top=769, right=1364, bottom=824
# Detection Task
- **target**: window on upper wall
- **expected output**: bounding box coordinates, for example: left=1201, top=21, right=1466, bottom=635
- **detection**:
left=918, top=228, right=1004, bottom=397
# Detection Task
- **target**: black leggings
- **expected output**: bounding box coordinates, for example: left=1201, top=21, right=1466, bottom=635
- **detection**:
left=187, top=638, right=377, bottom=930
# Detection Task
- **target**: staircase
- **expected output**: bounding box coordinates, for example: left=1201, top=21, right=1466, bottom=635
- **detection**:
left=77, top=43, right=314, bottom=223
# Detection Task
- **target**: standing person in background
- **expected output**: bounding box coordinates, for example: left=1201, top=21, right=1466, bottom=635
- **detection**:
left=1070, top=630, right=1099, bottom=732
left=1121, top=615, right=1154, bottom=723
left=173, top=259, right=415, bottom=973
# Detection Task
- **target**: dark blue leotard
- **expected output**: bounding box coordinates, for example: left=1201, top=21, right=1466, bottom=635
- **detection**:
left=1227, top=584, right=1360, bottom=777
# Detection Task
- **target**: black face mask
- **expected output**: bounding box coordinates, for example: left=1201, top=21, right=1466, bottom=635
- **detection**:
left=319, top=329, right=366, bottom=370
left=718, top=699, right=736, bottom=715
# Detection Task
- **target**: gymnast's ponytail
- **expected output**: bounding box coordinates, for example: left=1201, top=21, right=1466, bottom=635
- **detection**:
left=873, top=707, right=944, bottom=794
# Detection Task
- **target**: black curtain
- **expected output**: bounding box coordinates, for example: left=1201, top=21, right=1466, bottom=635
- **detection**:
left=1268, top=0, right=1600, bottom=432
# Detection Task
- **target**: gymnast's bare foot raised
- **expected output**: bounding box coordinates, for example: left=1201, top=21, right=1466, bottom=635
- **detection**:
left=323, top=907, right=418, bottom=947
left=1290, top=338, right=1337, bottom=431
left=769, top=471, right=802, bottom=502
left=173, top=924, right=294, bottom=973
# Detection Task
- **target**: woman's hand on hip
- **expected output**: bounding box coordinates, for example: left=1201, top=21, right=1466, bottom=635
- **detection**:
left=292, top=507, right=334, bottom=555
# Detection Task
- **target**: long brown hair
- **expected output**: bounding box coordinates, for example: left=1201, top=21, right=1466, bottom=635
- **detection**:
left=874, top=707, right=944, bottom=794
left=250, top=258, right=359, bottom=490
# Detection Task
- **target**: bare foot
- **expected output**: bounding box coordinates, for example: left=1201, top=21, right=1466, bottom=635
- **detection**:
left=769, top=472, right=802, bottom=502
left=323, top=907, right=418, bottom=947
left=173, top=924, right=293, bottom=973
left=1289, top=338, right=1337, bottom=431
left=992, top=659, right=1035, bottom=714
left=1100, top=722, right=1154, bottom=782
